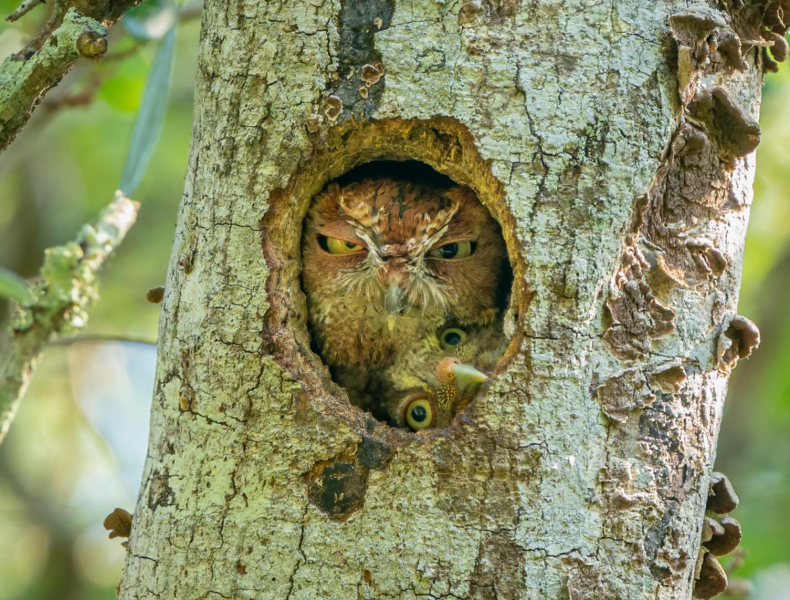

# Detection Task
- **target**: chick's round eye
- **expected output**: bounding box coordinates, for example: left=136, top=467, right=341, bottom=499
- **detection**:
left=429, top=241, right=475, bottom=259
left=440, top=328, right=467, bottom=350
left=319, top=235, right=365, bottom=255
left=404, top=398, right=435, bottom=431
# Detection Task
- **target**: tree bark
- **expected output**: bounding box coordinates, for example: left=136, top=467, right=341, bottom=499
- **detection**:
left=120, top=1, right=777, bottom=598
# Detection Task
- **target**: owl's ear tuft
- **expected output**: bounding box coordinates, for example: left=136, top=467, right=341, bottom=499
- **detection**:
left=319, top=182, right=341, bottom=203
left=312, top=182, right=343, bottom=212
left=338, top=194, right=370, bottom=223
left=326, top=182, right=341, bottom=195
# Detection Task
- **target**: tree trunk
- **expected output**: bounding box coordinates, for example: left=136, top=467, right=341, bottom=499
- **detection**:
left=120, top=1, right=775, bottom=598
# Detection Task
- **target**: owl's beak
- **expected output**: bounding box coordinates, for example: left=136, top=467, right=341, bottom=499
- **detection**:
left=452, top=364, right=488, bottom=400
left=385, top=284, right=405, bottom=318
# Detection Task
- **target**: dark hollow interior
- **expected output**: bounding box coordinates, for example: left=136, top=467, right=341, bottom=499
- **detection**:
left=334, top=160, right=456, bottom=189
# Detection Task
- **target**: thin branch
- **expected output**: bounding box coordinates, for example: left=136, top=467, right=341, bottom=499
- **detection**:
left=0, top=8, right=107, bottom=151
left=0, top=193, right=139, bottom=444
left=103, top=40, right=146, bottom=62
left=5, top=0, right=46, bottom=23
left=51, top=333, right=157, bottom=347
left=40, top=72, right=102, bottom=114
left=0, top=0, right=145, bottom=153
left=1, top=0, right=204, bottom=150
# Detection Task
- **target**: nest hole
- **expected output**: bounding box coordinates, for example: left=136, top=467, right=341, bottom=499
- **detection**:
left=261, top=117, right=527, bottom=441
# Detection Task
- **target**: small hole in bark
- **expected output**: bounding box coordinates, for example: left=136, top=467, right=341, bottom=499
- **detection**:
left=260, top=117, right=527, bottom=442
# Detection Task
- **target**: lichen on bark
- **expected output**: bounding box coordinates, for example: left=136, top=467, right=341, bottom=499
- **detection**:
left=0, top=194, right=139, bottom=443
left=120, top=1, right=766, bottom=598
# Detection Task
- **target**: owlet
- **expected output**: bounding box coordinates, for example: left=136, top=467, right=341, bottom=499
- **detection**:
left=381, top=321, right=508, bottom=431
left=301, top=178, right=509, bottom=374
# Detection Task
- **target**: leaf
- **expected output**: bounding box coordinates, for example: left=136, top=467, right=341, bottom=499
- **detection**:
left=122, top=0, right=178, bottom=40
left=0, top=267, right=32, bottom=303
left=118, top=23, right=178, bottom=197
left=98, top=52, right=148, bottom=113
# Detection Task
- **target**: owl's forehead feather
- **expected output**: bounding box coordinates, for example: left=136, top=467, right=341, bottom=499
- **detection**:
left=308, top=178, right=505, bottom=278
left=340, top=182, right=455, bottom=226
left=319, top=179, right=460, bottom=212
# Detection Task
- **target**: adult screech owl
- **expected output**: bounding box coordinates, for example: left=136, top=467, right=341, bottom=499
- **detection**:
left=301, top=178, right=509, bottom=374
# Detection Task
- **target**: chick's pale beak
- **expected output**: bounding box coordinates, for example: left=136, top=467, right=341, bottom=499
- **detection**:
left=452, top=364, right=488, bottom=400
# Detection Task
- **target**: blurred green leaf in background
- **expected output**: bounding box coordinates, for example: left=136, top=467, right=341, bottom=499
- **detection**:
left=0, top=268, right=32, bottom=304
left=0, top=0, right=198, bottom=596
left=119, top=21, right=178, bottom=196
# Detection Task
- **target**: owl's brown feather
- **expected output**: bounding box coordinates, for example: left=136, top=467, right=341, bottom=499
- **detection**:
left=301, top=178, right=509, bottom=376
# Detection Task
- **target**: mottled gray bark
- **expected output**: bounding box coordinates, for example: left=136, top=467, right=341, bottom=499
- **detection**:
left=120, top=1, right=779, bottom=598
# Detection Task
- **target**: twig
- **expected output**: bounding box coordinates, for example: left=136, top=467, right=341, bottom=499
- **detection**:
left=41, top=72, right=102, bottom=113
left=0, top=0, right=145, bottom=153
left=5, top=0, right=46, bottom=23
left=0, top=8, right=107, bottom=151
left=11, top=0, right=143, bottom=61
left=51, top=333, right=157, bottom=347
left=103, top=41, right=146, bottom=63
left=0, top=193, right=139, bottom=444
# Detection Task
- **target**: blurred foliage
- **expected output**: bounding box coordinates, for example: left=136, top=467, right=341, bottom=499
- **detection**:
left=0, top=0, right=198, bottom=596
left=0, top=267, right=32, bottom=303
left=123, top=0, right=178, bottom=41
left=0, top=1, right=788, bottom=596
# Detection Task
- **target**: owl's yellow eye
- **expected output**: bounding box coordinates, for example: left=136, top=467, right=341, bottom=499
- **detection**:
left=440, top=328, right=468, bottom=351
left=318, top=235, right=365, bottom=254
left=404, top=398, right=435, bottom=431
left=429, top=241, right=475, bottom=259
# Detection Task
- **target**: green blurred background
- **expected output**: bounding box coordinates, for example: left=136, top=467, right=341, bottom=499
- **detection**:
left=0, top=3, right=788, bottom=598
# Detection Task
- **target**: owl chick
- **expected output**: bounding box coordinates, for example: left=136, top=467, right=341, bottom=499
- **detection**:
left=380, top=321, right=508, bottom=431
left=301, top=178, right=509, bottom=374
